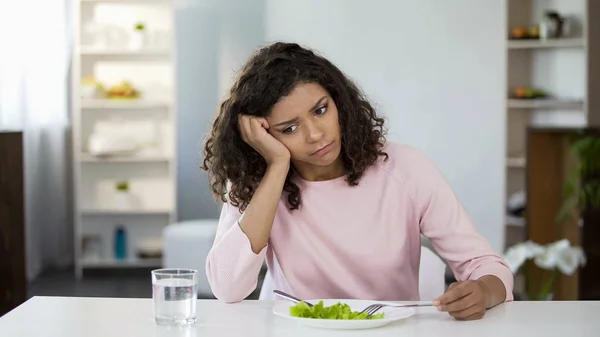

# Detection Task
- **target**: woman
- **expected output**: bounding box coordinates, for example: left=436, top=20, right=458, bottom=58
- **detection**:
left=202, top=42, right=513, bottom=321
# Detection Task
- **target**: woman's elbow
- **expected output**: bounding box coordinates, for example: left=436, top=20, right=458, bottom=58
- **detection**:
left=208, top=279, right=254, bottom=303
left=205, top=260, right=255, bottom=303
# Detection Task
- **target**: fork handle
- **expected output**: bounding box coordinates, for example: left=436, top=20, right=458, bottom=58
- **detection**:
left=397, top=303, right=434, bottom=308
left=365, top=303, right=434, bottom=317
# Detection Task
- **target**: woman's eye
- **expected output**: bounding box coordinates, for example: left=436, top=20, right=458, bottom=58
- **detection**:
left=315, top=104, right=327, bottom=115
left=283, top=125, right=298, bottom=134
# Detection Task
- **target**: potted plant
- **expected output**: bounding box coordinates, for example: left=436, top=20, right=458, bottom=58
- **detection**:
left=113, top=180, right=138, bottom=210
left=504, top=239, right=586, bottom=300
left=555, top=133, right=600, bottom=225
left=80, top=76, right=105, bottom=99
left=129, top=22, right=147, bottom=50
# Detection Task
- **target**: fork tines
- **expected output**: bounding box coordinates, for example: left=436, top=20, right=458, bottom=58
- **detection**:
left=362, top=304, right=384, bottom=317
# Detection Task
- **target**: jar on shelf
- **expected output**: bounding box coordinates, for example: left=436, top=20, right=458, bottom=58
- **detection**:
left=539, top=10, right=566, bottom=40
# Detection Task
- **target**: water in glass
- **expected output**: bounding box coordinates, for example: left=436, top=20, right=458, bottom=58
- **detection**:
left=152, top=269, right=198, bottom=326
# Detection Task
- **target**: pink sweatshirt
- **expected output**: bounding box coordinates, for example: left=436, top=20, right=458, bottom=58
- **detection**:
left=205, top=142, right=514, bottom=303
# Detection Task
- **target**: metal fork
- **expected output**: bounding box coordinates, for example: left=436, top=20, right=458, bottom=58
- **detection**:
left=359, top=302, right=434, bottom=317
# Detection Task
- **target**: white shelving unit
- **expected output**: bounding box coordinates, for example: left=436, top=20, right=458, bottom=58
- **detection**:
left=78, top=46, right=171, bottom=56
left=81, top=208, right=172, bottom=214
left=507, top=37, right=585, bottom=49
left=71, top=0, right=176, bottom=276
left=506, top=98, right=584, bottom=110
left=80, top=153, right=171, bottom=162
left=81, top=0, right=171, bottom=3
left=504, top=0, right=597, bottom=250
left=81, top=98, right=171, bottom=109
left=506, top=156, right=526, bottom=168
left=79, top=257, right=163, bottom=268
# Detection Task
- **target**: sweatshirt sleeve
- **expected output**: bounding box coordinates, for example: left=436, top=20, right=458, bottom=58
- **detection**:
left=205, top=201, right=267, bottom=303
left=404, top=147, right=514, bottom=302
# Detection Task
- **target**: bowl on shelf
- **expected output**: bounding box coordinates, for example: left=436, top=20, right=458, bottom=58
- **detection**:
left=509, top=25, right=541, bottom=40
left=106, top=81, right=141, bottom=100
left=510, top=86, right=548, bottom=100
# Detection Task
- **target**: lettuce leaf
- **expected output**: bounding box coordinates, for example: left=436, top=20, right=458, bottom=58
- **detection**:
left=289, top=301, right=385, bottom=320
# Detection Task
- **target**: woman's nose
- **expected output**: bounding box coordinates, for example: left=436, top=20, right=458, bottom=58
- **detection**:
left=305, top=121, right=324, bottom=143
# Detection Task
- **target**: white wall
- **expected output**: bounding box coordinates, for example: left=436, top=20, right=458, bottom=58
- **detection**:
left=174, top=0, right=265, bottom=220
left=265, top=0, right=506, bottom=252
left=174, top=0, right=221, bottom=220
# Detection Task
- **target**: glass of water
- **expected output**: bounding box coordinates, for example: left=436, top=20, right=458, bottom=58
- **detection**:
left=152, top=268, right=198, bottom=326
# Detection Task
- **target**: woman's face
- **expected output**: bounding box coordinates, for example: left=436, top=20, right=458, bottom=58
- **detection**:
left=266, top=82, right=343, bottom=173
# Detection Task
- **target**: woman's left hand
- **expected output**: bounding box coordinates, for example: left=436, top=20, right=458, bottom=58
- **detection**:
left=433, top=280, right=488, bottom=320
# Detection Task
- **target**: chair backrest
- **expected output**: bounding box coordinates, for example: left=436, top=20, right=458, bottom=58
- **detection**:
left=418, top=246, right=447, bottom=300
left=258, top=268, right=274, bottom=300
left=259, top=246, right=447, bottom=300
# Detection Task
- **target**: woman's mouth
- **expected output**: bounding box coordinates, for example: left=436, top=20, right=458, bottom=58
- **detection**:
left=311, top=142, right=334, bottom=157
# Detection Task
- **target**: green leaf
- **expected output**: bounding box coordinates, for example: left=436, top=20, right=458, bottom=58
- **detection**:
left=289, top=301, right=312, bottom=318
left=555, top=195, right=579, bottom=224
left=556, top=135, right=600, bottom=229
left=572, top=137, right=595, bottom=157
left=590, top=137, right=600, bottom=156
left=536, top=270, right=560, bottom=301
left=562, top=167, right=580, bottom=198
left=587, top=180, right=600, bottom=209
left=288, top=301, right=385, bottom=320
left=579, top=186, right=588, bottom=209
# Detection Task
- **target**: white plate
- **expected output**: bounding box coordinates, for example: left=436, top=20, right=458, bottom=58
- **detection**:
left=272, top=299, right=415, bottom=330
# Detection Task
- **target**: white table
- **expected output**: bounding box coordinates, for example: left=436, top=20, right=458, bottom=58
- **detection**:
left=1, top=297, right=599, bottom=337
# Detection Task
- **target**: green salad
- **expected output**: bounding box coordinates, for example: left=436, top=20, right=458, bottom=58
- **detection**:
left=289, top=301, right=385, bottom=320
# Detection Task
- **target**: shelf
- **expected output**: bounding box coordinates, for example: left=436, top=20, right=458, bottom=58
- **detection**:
left=80, top=257, right=162, bottom=268
left=81, top=0, right=170, bottom=4
left=81, top=209, right=172, bottom=216
left=506, top=156, right=526, bottom=168
left=73, top=0, right=176, bottom=278
left=507, top=38, right=585, bottom=49
left=78, top=47, right=170, bottom=57
left=81, top=99, right=171, bottom=110
left=507, top=99, right=584, bottom=110
left=506, top=215, right=525, bottom=227
left=80, top=153, right=171, bottom=162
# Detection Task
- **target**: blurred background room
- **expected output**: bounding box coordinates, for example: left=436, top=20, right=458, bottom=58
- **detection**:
left=1, top=0, right=599, bottom=316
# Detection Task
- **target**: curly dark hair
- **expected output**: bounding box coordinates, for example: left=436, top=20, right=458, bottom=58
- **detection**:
left=201, top=42, right=388, bottom=212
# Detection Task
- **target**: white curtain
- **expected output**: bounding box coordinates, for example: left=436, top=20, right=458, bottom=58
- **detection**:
left=0, top=0, right=73, bottom=281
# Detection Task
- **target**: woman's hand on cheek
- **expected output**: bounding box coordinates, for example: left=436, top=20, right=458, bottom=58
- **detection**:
left=238, top=114, right=290, bottom=166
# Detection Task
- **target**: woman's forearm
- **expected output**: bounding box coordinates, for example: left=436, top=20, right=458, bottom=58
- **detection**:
left=238, top=161, right=290, bottom=253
